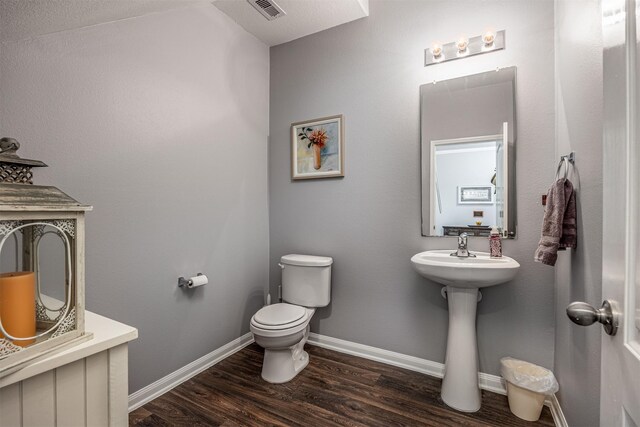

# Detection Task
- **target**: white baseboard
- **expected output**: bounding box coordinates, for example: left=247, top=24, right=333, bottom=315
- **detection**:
left=128, top=332, right=254, bottom=412
left=307, top=332, right=507, bottom=394
left=307, top=332, right=448, bottom=381
left=308, top=333, right=566, bottom=427
left=546, top=394, right=568, bottom=427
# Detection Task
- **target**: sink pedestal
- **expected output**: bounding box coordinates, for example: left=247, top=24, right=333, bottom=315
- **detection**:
left=441, top=286, right=481, bottom=412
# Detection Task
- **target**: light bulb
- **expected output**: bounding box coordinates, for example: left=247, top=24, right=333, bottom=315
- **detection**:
left=483, top=31, right=496, bottom=46
left=431, top=43, right=443, bottom=58
left=456, top=36, right=469, bottom=53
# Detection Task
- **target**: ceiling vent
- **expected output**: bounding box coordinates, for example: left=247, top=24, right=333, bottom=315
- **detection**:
left=247, top=0, right=286, bottom=21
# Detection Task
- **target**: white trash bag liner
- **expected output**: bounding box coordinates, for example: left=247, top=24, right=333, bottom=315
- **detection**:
left=500, top=357, right=559, bottom=394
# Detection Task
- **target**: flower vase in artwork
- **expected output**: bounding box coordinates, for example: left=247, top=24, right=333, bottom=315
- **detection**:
left=298, top=127, right=328, bottom=172
left=312, top=144, right=322, bottom=169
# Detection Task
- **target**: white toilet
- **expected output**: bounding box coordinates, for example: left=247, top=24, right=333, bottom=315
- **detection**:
left=250, top=254, right=332, bottom=383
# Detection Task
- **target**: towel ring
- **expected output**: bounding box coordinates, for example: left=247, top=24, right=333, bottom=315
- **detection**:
left=555, top=152, right=575, bottom=180
left=555, top=158, right=570, bottom=180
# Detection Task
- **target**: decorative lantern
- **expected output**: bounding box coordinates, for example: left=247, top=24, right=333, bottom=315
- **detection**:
left=0, top=137, right=47, bottom=184
left=0, top=138, right=92, bottom=376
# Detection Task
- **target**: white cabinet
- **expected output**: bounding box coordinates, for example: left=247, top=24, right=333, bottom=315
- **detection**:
left=0, top=311, right=137, bottom=426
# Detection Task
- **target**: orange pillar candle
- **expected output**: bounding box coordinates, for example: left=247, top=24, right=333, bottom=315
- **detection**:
left=0, top=272, right=36, bottom=347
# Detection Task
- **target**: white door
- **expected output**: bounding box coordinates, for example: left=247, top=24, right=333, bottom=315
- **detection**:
left=600, top=0, right=640, bottom=424
left=495, top=122, right=509, bottom=237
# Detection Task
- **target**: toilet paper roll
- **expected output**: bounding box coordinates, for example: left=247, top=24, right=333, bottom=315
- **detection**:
left=188, top=274, right=208, bottom=288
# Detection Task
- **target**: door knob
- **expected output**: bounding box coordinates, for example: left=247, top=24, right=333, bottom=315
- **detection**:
left=566, top=300, right=618, bottom=336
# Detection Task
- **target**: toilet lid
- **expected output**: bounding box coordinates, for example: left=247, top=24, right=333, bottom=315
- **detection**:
left=253, top=303, right=306, bottom=327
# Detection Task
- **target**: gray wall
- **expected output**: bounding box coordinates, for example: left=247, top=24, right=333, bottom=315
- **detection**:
left=0, top=4, right=270, bottom=392
left=269, top=0, right=557, bottom=376
left=553, top=0, right=603, bottom=424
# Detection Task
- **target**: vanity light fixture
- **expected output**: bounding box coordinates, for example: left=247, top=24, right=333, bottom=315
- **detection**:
left=425, top=30, right=505, bottom=66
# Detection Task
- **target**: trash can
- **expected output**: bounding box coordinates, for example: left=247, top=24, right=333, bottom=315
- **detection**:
left=500, top=357, right=559, bottom=421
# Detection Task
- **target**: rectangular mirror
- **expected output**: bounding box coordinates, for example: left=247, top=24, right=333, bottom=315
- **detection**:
left=420, top=67, right=517, bottom=238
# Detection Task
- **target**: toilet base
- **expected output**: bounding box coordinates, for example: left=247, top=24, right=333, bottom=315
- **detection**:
left=260, top=325, right=311, bottom=384
left=261, top=348, right=309, bottom=383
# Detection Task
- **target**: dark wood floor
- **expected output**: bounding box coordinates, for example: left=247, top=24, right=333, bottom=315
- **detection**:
left=130, top=343, right=555, bottom=427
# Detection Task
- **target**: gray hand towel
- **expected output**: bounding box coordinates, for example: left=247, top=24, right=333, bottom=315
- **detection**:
left=559, top=180, right=577, bottom=250
left=534, top=178, right=577, bottom=266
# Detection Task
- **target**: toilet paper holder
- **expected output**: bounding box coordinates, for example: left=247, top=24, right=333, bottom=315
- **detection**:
left=178, top=273, right=205, bottom=288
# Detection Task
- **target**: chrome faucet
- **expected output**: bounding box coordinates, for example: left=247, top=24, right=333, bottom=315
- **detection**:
left=451, top=232, right=476, bottom=258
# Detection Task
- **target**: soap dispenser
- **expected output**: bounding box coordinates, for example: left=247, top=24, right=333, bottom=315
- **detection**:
left=489, top=226, right=502, bottom=258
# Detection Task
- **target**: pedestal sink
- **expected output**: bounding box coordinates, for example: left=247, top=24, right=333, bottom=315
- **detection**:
left=411, top=250, right=520, bottom=412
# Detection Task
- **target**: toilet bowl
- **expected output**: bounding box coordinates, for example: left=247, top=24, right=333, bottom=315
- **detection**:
left=250, top=254, right=332, bottom=383
left=250, top=303, right=316, bottom=383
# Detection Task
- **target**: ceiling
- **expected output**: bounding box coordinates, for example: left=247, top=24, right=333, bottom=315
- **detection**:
left=0, top=0, right=202, bottom=43
left=212, top=0, right=369, bottom=46
left=0, top=0, right=369, bottom=46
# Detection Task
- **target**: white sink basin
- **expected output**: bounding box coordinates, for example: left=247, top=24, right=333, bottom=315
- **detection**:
left=411, top=249, right=520, bottom=413
left=411, top=250, right=520, bottom=288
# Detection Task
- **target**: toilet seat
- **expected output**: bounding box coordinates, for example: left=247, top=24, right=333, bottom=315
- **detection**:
left=250, top=303, right=311, bottom=336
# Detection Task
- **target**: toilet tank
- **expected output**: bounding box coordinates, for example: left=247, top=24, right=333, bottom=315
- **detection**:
left=280, top=254, right=332, bottom=307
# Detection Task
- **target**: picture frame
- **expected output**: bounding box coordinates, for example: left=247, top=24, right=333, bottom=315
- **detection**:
left=458, top=186, right=493, bottom=204
left=291, top=115, right=344, bottom=180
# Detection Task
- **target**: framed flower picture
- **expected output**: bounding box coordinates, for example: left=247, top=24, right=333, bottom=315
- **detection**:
left=291, top=115, right=344, bottom=180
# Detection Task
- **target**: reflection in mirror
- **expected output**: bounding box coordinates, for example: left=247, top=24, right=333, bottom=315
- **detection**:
left=421, top=67, right=516, bottom=238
